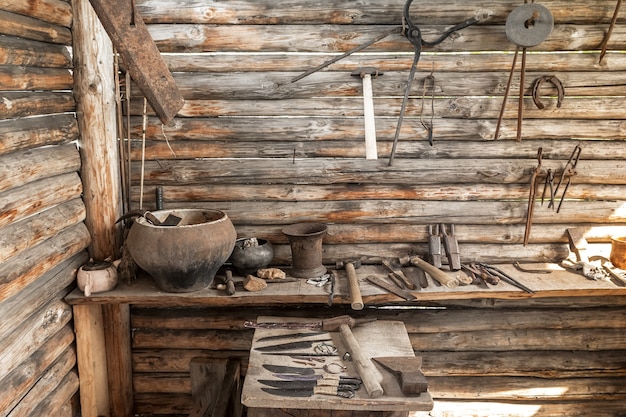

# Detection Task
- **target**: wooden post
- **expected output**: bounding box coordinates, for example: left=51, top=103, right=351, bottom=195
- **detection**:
left=72, top=0, right=122, bottom=261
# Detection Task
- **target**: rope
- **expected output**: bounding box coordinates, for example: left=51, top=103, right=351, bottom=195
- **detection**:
left=139, top=97, right=147, bottom=210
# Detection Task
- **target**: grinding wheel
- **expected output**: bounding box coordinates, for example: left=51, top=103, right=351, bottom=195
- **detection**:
left=505, top=3, right=554, bottom=47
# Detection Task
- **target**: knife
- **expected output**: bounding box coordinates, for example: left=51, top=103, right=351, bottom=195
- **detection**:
left=262, top=364, right=315, bottom=375
left=255, top=339, right=333, bottom=352
left=259, top=379, right=361, bottom=390
left=256, top=331, right=327, bottom=343
left=261, top=386, right=355, bottom=398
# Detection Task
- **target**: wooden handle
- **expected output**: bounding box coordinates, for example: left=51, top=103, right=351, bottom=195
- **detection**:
left=409, top=256, right=459, bottom=288
left=339, top=323, right=384, bottom=398
left=344, top=263, right=364, bottom=310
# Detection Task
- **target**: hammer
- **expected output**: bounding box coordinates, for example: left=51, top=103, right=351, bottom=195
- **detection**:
left=336, top=260, right=364, bottom=310
left=352, top=67, right=383, bottom=160
left=322, top=316, right=384, bottom=398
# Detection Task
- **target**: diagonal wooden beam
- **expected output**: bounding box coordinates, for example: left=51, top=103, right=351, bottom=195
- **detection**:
left=88, top=0, right=184, bottom=124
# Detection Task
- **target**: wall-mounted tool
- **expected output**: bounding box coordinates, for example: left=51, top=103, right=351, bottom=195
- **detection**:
left=531, top=75, right=564, bottom=109
left=352, top=68, right=383, bottom=160
left=388, top=0, right=484, bottom=165
left=524, top=147, right=543, bottom=246
left=551, top=145, right=581, bottom=213
left=599, top=0, right=622, bottom=64
left=495, top=3, right=554, bottom=141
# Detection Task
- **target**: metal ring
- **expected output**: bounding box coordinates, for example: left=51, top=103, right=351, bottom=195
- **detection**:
left=323, top=362, right=347, bottom=374
left=314, top=342, right=337, bottom=355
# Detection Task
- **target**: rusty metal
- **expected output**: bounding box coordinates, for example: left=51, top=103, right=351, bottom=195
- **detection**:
left=523, top=147, right=543, bottom=246
left=532, top=75, right=564, bottom=109
left=88, top=0, right=184, bottom=124
left=599, top=0, right=623, bottom=64
left=282, top=223, right=328, bottom=278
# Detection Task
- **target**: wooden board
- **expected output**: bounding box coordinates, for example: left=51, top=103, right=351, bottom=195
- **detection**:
left=241, top=316, right=433, bottom=412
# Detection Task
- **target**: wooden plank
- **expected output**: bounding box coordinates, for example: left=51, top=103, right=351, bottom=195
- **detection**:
left=73, top=304, right=111, bottom=417
left=0, top=199, right=86, bottom=263
left=87, top=0, right=184, bottom=124
left=0, top=173, right=83, bottom=228
left=102, top=304, right=134, bottom=417
left=0, top=299, right=72, bottom=381
left=0, top=223, right=90, bottom=302
left=0, top=328, right=75, bottom=416
left=429, top=400, right=626, bottom=417
left=0, top=0, right=73, bottom=28
left=0, top=9, right=71, bottom=44
left=135, top=0, right=620, bottom=26
left=73, top=0, right=123, bottom=261
left=133, top=328, right=253, bottom=350
left=0, top=114, right=79, bottom=155
left=0, top=37, right=72, bottom=68
left=189, top=358, right=241, bottom=417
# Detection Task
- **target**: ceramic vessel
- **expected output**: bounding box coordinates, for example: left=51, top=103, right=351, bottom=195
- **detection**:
left=282, top=223, right=327, bottom=278
left=229, top=238, right=274, bottom=275
left=126, top=209, right=236, bottom=292
left=77, top=260, right=118, bottom=296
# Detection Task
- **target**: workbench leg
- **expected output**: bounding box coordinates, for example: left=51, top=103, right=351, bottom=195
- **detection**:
left=103, top=304, right=134, bottom=417
left=73, top=304, right=110, bottom=417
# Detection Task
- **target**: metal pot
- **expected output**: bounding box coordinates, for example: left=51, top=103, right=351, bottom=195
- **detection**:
left=229, top=238, right=274, bottom=275
left=125, top=209, right=236, bottom=292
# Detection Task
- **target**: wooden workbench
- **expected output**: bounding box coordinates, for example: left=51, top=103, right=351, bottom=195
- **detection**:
left=242, top=316, right=433, bottom=416
left=65, top=263, right=626, bottom=417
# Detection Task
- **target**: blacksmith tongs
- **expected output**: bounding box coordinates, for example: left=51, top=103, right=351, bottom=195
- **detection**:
left=388, top=0, right=483, bottom=165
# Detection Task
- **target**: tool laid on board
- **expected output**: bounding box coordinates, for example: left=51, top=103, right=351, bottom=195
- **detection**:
left=372, top=356, right=428, bottom=395
left=440, top=224, right=461, bottom=270
left=255, top=339, right=333, bottom=353
left=261, top=385, right=355, bottom=398
left=352, top=67, right=383, bottom=160
left=336, top=260, right=364, bottom=310
left=382, top=259, right=415, bottom=289
left=475, top=263, right=535, bottom=294
left=399, top=255, right=460, bottom=288
left=365, top=275, right=417, bottom=301
left=246, top=315, right=383, bottom=397
left=428, top=224, right=443, bottom=268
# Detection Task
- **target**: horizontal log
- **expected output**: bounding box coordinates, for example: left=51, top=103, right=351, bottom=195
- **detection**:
left=0, top=144, right=80, bottom=193
left=0, top=10, right=71, bottom=44
left=135, top=97, right=626, bottom=120
left=136, top=0, right=619, bottom=26
left=159, top=51, right=626, bottom=75
left=0, top=114, right=79, bottom=155
left=133, top=349, right=249, bottom=373
left=132, top=159, right=626, bottom=186
left=0, top=299, right=72, bottom=381
left=5, top=346, right=76, bottom=417
left=132, top=329, right=253, bottom=351
left=129, top=137, right=626, bottom=160
left=409, top=328, right=626, bottom=352
left=128, top=117, right=626, bottom=145
left=0, top=0, right=73, bottom=28
left=0, top=172, right=83, bottom=227
left=0, top=222, right=90, bottom=302
left=0, top=252, right=86, bottom=341
left=0, top=36, right=72, bottom=68
left=0, top=66, right=73, bottom=91
left=24, top=370, right=79, bottom=417
left=419, top=350, right=626, bottom=378
left=132, top=182, right=626, bottom=205
left=134, top=393, right=191, bottom=415
left=0, top=327, right=75, bottom=416
left=148, top=24, right=626, bottom=54
left=133, top=373, right=189, bottom=395
left=0, top=199, right=86, bottom=263
left=166, top=71, right=626, bottom=100
left=0, top=92, right=75, bottom=119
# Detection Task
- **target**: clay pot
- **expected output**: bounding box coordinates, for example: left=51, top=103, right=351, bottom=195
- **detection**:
left=229, top=238, right=274, bottom=275
left=77, top=260, right=118, bottom=296
left=610, top=236, right=626, bottom=269
left=282, top=223, right=327, bottom=278
left=125, top=209, right=236, bottom=292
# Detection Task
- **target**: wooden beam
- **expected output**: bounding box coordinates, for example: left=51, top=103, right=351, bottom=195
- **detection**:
left=103, top=304, right=134, bottom=417
left=72, top=0, right=122, bottom=261
left=87, top=0, right=184, bottom=124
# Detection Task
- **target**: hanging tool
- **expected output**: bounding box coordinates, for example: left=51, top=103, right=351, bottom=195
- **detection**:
left=551, top=145, right=581, bottom=213
left=523, top=147, right=543, bottom=246
left=496, top=2, right=554, bottom=141
left=388, top=0, right=484, bottom=165
left=440, top=224, right=461, bottom=271
left=541, top=168, right=555, bottom=207
left=599, top=0, right=622, bottom=64
left=335, top=260, right=364, bottom=310
left=352, top=68, right=384, bottom=159
left=420, top=71, right=436, bottom=146
left=531, top=75, right=564, bottom=109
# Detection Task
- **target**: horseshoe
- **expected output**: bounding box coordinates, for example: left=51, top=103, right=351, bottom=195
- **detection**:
left=531, top=75, right=564, bottom=109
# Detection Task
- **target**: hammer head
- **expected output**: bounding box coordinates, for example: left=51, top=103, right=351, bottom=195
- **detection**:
left=321, top=315, right=376, bottom=331
left=351, top=67, right=383, bottom=78
left=335, top=259, right=362, bottom=270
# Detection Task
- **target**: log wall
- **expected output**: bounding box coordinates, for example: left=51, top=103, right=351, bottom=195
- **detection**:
left=114, top=1, right=626, bottom=416
left=126, top=0, right=626, bottom=264
left=0, top=1, right=87, bottom=416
